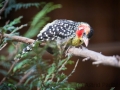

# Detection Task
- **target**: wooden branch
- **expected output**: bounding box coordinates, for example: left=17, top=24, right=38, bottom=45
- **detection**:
left=2, top=34, right=46, bottom=46
left=1, top=33, right=120, bottom=68
left=68, top=47, right=120, bottom=67
left=4, top=34, right=35, bottom=44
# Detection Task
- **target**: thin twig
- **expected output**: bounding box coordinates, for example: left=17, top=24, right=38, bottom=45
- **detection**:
left=0, top=43, right=7, bottom=50
left=62, top=59, right=79, bottom=81
left=54, top=59, right=79, bottom=89
left=0, top=0, right=9, bottom=15
left=8, top=42, right=22, bottom=60
left=11, top=24, right=28, bottom=34
left=0, top=59, right=19, bottom=85
left=16, top=69, right=34, bottom=86
left=37, top=87, right=40, bottom=90
left=58, top=58, right=69, bottom=72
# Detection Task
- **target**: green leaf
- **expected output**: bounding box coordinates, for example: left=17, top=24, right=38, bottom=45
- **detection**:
left=13, top=59, right=30, bottom=72
left=24, top=2, right=61, bottom=38
left=58, top=59, right=66, bottom=67
left=47, top=63, right=55, bottom=75
left=110, top=87, right=115, bottom=90
left=29, top=77, right=39, bottom=90
left=9, top=16, right=23, bottom=26
left=67, top=60, right=74, bottom=65
left=8, top=45, right=14, bottom=53
left=0, top=55, right=6, bottom=61
left=5, top=2, right=41, bottom=18
left=3, top=16, right=23, bottom=32
left=24, top=75, right=36, bottom=86
left=61, top=67, right=67, bottom=71
left=24, top=17, right=49, bottom=38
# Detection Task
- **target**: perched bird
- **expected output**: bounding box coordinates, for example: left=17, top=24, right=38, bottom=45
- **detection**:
left=22, top=19, right=93, bottom=55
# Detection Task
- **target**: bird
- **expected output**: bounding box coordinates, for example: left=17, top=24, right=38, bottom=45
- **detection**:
left=21, top=19, right=93, bottom=56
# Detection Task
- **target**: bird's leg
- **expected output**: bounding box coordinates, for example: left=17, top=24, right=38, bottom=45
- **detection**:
left=62, top=42, right=68, bottom=51
left=57, top=44, right=63, bottom=56
left=57, top=43, right=69, bottom=56
left=65, top=45, right=73, bottom=57
left=57, top=39, right=73, bottom=56
left=62, top=39, right=72, bottom=51
left=78, top=45, right=84, bottom=49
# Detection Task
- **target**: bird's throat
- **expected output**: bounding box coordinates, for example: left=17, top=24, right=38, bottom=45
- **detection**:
left=71, top=36, right=83, bottom=46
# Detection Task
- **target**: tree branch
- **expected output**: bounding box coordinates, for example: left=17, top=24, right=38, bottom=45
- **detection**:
left=68, top=47, right=120, bottom=67
left=1, top=33, right=120, bottom=68
left=4, top=34, right=35, bottom=44
left=2, top=34, right=46, bottom=46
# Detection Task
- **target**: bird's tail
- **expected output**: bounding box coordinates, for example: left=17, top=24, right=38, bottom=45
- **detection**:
left=14, top=40, right=37, bottom=60
left=22, top=42, right=35, bottom=54
left=14, top=40, right=57, bottom=60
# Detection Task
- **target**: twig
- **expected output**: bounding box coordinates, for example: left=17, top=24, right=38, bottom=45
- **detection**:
left=11, top=24, right=28, bottom=34
left=0, top=43, right=7, bottom=50
left=37, top=87, right=40, bottom=90
left=63, top=59, right=79, bottom=80
left=0, top=59, right=19, bottom=85
left=58, top=58, right=69, bottom=72
left=0, top=0, right=9, bottom=15
left=64, top=59, right=79, bottom=80
left=54, top=59, right=79, bottom=89
left=8, top=42, right=22, bottom=60
left=16, top=69, right=34, bottom=86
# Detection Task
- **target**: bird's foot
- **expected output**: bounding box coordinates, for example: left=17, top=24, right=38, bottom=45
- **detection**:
left=78, top=45, right=87, bottom=50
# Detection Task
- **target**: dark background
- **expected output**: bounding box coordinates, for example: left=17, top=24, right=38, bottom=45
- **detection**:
left=1, top=0, right=120, bottom=90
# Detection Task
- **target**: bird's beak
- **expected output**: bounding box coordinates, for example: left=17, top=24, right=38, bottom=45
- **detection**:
left=82, top=36, right=89, bottom=47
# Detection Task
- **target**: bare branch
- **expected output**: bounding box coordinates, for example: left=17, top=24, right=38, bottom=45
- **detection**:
left=4, top=34, right=35, bottom=44
left=68, top=47, right=120, bottom=68
left=1, top=33, right=46, bottom=46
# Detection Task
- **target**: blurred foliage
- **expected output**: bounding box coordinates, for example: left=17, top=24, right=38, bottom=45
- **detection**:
left=4, top=0, right=41, bottom=18
left=24, top=2, right=61, bottom=38
left=0, top=0, right=4, bottom=9
left=0, top=0, right=83, bottom=90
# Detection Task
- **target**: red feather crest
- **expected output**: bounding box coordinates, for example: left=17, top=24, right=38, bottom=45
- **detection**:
left=76, top=29, right=84, bottom=38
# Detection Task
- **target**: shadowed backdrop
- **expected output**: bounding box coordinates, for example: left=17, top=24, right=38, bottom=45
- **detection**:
left=1, top=0, right=120, bottom=90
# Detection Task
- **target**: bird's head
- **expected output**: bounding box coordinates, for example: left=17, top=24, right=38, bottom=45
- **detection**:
left=76, top=22, right=93, bottom=47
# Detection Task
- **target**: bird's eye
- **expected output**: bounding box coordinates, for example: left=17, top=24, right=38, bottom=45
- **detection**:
left=83, top=32, right=86, bottom=36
